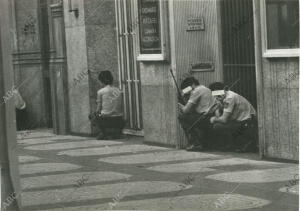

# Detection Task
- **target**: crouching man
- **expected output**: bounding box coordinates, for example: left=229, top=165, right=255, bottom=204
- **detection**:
left=209, top=82, right=257, bottom=152
left=93, top=70, right=125, bottom=140
left=178, top=77, right=215, bottom=151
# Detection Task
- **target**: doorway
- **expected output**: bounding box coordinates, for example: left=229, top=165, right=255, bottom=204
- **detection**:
left=220, top=0, right=257, bottom=108
left=47, top=2, right=69, bottom=135
left=115, top=0, right=143, bottom=133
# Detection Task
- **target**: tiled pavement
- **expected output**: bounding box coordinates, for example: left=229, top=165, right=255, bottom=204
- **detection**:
left=15, top=129, right=298, bottom=211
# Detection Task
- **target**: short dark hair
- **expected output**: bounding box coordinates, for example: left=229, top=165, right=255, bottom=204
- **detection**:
left=209, top=82, right=225, bottom=91
left=98, top=71, right=113, bottom=85
left=180, top=77, right=200, bottom=90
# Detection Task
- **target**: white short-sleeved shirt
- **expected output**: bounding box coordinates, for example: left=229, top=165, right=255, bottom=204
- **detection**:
left=223, top=91, right=256, bottom=121
left=188, top=85, right=215, bottom=114
left=96, top=85, right=123, bottom=116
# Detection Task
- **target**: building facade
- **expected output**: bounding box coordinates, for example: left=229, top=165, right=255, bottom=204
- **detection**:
left=8, top=0, right=299, bottom=161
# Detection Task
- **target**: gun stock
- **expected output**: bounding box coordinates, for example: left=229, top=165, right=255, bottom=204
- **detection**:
left=169, top=69, right=186, bottom=105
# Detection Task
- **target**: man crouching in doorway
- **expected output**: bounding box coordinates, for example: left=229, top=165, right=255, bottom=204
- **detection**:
left=91, top=70, right=125, bottom=140
left=209, top=82, right=258, bottom=152
left=178, top=77, right=215, bottom=151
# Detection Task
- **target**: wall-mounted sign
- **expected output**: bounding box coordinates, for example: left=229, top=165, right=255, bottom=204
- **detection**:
left=187, top=17, right=205, bottom=31
left=190, top=61, right=214, bottom=72
left=138, top=0, right=162, bottom=54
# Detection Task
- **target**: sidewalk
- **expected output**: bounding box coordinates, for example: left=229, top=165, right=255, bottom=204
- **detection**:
left=16, top=129, right=298, bottom=211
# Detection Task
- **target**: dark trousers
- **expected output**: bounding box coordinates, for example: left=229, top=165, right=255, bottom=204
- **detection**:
left=16, top=108, right=28, bottom=131
left=178, top=112, right=211, bottom=146
left=212, top=117, right=258, bottom=151
left=90, top=114, right=125, bottom=137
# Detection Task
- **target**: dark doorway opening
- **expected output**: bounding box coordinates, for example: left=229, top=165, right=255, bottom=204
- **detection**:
left=220, top=0, right=257, bottom=108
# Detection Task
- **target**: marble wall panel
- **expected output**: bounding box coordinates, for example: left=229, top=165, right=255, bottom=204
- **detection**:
left=261, top=58, right=299, bottom=160
left=15, top=0, right=41, bottom=52
left=85, top=25, right=119, bottom=116
left=63, top=0, right=91, bottom=134
left=140, top=63, right=178, bottom=147
left=84, top=0, right=118, bottom=133
left=64, top=26, right=90, bottom=134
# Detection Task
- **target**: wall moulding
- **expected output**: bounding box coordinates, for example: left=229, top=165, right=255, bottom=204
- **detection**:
left=12, top=50, right=65, bottom=64
left=13, top=57, right=66, bottom=65
left=13, top=50, right=42, bottom=55
left=13, top=50, right=55, bottom=57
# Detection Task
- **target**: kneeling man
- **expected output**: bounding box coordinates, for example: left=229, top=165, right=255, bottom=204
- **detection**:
left=209, top=82, right=257, bottom=151
left=94, top=70, right=124, bottom=139
left=178, top=77, right=215, bottom=151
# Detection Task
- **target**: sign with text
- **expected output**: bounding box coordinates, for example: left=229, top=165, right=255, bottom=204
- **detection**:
left=138, top=0, right=162, bottom=54
left=187, top=17, right=205, bottom=31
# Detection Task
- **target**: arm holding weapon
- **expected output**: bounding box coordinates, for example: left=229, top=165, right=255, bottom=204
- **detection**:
left=169, top=69, right=187, bottom=105
left=210, top=79, right=240, bottom=124
left=169, top=69, right=198, bottom=115
left=186, top=99, right=223, bottom=132
left=187, top=79, right=240, bottom=131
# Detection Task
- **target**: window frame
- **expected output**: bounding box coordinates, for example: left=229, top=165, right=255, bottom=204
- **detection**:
left=134, top=0, right=169, bottom=61
left=261, top=0, right=299, bottom=58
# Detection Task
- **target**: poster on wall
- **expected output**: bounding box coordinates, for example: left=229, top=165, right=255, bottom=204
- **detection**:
left=138, top=0, right=162, bottom=54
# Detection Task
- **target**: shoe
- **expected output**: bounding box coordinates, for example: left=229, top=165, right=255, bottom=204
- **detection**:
left=186, top=144, right=204, bottom=151
left=96, top=133, right=107, bottom=140
left=235, top=141, right=253, bottom=153
left=194, top=144, right=204, bottom=151
left=186, top=145, right=195, bottom=151
left=235, top=148, right=244, bottom=153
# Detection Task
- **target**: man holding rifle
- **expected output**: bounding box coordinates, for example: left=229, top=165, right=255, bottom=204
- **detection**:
left=177, top=77, right=215, bottom=151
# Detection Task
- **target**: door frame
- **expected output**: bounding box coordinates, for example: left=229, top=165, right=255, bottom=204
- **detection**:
left=48, top=2, right=69, bottom=135
left=115, top=0, right=144, bottom=133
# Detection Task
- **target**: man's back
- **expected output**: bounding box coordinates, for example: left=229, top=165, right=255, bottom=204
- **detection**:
left=97, top=85, right=123, bottom=116
left=223, top=91, right=256, bottom=121
left=188, top=85, right=214, bottom=114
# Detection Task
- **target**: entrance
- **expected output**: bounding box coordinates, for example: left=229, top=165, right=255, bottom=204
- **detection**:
left=48, top=2, right=69, bottom=134
left=220, top=0, right=257, bottom=108
left=115, top=0, right=143, bottom=132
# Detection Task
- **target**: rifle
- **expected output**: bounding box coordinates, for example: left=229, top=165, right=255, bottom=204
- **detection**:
left=186, top=78, right=240, bottom=132
left=169, top=69, right=186, bottom=105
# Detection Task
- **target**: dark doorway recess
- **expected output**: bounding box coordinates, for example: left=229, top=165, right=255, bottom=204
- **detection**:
left=221, top=0, right=257, bottom=108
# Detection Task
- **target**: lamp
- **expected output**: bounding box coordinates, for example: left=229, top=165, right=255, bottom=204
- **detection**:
left=68, top=0, right=79, bottom=18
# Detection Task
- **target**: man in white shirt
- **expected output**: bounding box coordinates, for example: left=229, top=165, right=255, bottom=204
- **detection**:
left=178, top=77, right=215, bottom=151
left=209, top=82, right=257, bottom=152
left=93, top=71, right=124, bottom=140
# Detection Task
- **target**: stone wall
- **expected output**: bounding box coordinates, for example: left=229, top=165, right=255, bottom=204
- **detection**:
left=83, top=0, right=119, bottom=134
left=13, top=0, right=49, bottom=128
left=63, top=0, right=91, bottom=134
left=140, top=62, right=178, bottom=147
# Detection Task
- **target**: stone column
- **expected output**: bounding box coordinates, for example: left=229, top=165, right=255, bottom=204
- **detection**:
left=49, top=2, right=69, bottom=134
left=63, top=0, right=91, bottom=135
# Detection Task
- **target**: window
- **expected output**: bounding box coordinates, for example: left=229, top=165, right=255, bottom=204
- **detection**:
left=136, top=0, right=168, bottom=61
left=263, top=0, right=299, bottom=57
left=138, top=0, right=161, bottom=54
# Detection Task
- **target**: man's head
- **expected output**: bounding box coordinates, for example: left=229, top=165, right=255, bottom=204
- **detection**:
left=209, top=82, right=226, bottom=101
left=180, top=77, right=200, bottom=90
left=98, top=70, right=113, bottom=85
left=209, top=82, right=225, bottom=91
